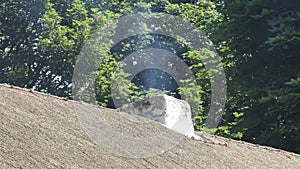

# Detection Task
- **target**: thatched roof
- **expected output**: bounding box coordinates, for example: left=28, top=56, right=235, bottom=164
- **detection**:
left=1, top=84, right=299, bottom=168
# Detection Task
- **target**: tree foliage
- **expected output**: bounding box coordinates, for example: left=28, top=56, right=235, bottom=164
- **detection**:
left=223, top=0, right=300, bottom=153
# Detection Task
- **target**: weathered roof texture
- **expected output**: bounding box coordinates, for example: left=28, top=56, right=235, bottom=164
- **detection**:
left=0, top=84, right=300, bottom=169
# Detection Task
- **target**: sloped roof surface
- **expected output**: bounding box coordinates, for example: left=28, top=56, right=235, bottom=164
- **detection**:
left=0, top=84, right=300, bottom=168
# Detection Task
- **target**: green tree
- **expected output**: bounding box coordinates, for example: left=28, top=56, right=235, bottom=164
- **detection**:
left=223, top=0, right=300, bottom=153
left=0, top=0, right=94, bottom=97
left=0, top=0, right=47, bottom=88
left=37, top=0, right=92, bottom=96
